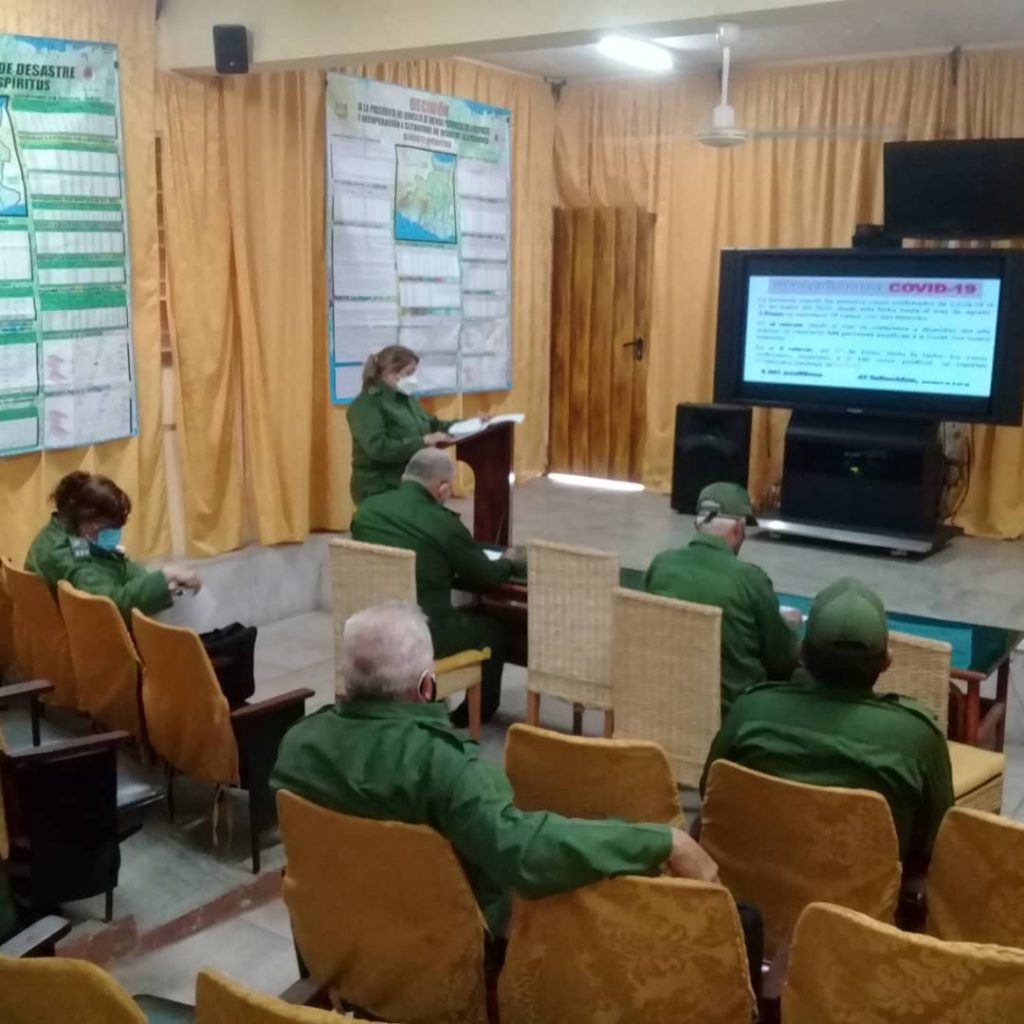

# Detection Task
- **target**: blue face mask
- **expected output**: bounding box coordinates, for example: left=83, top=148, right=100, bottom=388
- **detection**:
left=94, top=527, right=122, bottom=551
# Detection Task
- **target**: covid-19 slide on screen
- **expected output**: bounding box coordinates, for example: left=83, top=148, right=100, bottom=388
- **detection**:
left=742, top=275, right=1002, bottom=397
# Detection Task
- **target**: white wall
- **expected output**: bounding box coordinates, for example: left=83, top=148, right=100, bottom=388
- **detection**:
left=158, top=0, right=852, bottom=71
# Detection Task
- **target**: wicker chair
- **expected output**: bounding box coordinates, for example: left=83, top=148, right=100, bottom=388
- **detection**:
left=526, top=540, right=619, bottom=736
left=328, top=539, right=489, bottom=739
left=884, top=631, right=1004, bottom=813
left=927, top=807, right=1024, bottom=947
left=610, top=587, right=721, bottom=788
left=504, top=723, right=683, bottom=826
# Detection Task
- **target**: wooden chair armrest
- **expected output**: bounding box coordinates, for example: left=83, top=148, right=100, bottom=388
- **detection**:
left=0, top=679, right=54, bottom=701
left=230, top=689, right=315, bottom=723
left=2, top=730, right=130, bottom=764
left=0, top=915, right=71, bottom=957
left=277, top=976, right=331, bottom=1008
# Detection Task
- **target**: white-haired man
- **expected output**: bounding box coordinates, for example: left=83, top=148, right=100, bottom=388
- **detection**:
left=272, top=601, right=718, bottom=937
left=350, top=448, right=518, bottom=725
left=645, top=482, right=798, bottom=716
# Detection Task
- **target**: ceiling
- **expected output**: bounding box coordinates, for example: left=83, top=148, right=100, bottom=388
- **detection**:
left=475, top=0, right=1024, bottom=80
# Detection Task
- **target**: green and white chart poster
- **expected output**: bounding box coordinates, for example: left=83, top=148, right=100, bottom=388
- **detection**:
left=0, top=33, right=136, bottom=457
left=326, top=73, right=512, bottom=403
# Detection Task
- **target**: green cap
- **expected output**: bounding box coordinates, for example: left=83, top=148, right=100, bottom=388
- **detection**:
left=805, top=577, right=889, bottom=655
left=696, top=482, right=756, bottom=525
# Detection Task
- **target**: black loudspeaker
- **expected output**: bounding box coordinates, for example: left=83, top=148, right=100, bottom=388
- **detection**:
left=213, top=25, right=250, bottom=75
left=671, top=403, right=752, bottom=513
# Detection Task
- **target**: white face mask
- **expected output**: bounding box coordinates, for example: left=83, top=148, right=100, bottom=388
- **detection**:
left=395, top=375, right=419, bottom=396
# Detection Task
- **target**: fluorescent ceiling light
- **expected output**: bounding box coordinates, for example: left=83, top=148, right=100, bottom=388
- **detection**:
left=548, top=472, right=645, bottom=493
left=596, top=35, right=674, bottom=73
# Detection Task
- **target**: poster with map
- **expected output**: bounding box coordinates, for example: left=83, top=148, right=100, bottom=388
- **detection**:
left=326, top=73, right=512, bottom=403
left=0, top=32, right=135, bottom=457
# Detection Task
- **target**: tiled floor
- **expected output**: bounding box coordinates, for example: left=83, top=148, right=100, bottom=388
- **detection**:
left=11, top=476, right=1024, bottom=1003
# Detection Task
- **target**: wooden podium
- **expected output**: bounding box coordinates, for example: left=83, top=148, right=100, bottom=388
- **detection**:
left=448, top=421, right=515, bottom=547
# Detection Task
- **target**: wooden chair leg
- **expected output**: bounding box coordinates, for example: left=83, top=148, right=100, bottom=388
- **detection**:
left=467, top=683, right=482, bottom=741
left=572, top=703, right=584, bottom=736
left=603, top=709, right=614, bottom=738
left=526, top=690, right=541, bottom=726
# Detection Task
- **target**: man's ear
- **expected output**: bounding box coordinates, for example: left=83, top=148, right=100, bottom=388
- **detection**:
left=418, top=670, right=437, bottom=703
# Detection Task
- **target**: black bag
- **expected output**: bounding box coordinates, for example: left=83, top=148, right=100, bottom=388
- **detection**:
left=200, top=622, right=257, bottom=708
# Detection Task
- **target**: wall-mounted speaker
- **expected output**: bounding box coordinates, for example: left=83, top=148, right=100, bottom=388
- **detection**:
left=213, top=24, right=250, bottom=75
left=671, top=403, right=752, bottom=514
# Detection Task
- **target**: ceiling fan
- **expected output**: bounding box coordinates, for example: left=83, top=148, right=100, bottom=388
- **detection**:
left=691, top=22, right=906, bottom=148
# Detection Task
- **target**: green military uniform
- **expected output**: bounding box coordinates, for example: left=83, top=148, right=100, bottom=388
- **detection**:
left=351, top=480, right=514, bottom=721
left=644, top=532, right=797, bottom=714
left=25, top=514, right=172, bottom=623
left=347, top=381, right=454, bottom=504
left=271, top=699, right=672, bottom=934
left=702, top=578, right=954, bottom=865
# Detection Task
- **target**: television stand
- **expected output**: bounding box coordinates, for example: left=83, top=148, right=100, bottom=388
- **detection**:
left=761, top=411, right=953, bottom=558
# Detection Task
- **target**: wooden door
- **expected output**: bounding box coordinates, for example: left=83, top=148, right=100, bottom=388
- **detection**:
left=549, top=207, right=655, bottom=481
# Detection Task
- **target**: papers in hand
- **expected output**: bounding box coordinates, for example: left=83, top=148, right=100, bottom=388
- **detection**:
left=154, top=587, right=219, bottom=633
left=448, top=412, right=525, bottom=439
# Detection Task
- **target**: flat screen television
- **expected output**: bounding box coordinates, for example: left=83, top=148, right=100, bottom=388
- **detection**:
left=713, top=248, right=1024, bottom=424
left=884, top=139, right=1024, bottom=239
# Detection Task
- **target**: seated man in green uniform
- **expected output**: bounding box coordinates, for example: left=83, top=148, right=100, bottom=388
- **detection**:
left=272, top=601, right=718, bottom=938
left=351, top=448, right=517, bottom=725
left=645, top=481, right=798, bottom=715
left=702, top=577, right=954, bottom=869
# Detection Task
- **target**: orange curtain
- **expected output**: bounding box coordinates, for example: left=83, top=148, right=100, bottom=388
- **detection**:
left=952, top=51, right=1024, bottom=538
left=160, top=60, right=554, bottom=552
left=0, top=0, right=167, bottom=562
left=157, top=73, right=245, bottom=556
left=556, top=55, right=951, bottom=505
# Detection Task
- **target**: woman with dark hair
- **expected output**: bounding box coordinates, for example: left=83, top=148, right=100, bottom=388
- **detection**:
left=346, top=345, right=456, bottom=504
left=25, top=470, right=200, bottom=621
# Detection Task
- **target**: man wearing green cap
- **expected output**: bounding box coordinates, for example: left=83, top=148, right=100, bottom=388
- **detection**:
left=701, top=577, right=954, bottom=867
left=644, top=481, right=798, bottom=715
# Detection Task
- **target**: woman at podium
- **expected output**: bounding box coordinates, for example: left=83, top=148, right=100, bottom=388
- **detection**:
left=347, top=345, right=455, bottom=504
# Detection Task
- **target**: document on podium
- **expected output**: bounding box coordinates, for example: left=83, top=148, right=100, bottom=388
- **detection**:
left=448, top=412, right=524, bottom=439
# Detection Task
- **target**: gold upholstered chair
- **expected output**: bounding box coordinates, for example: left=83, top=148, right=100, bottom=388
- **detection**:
left=927, top=806, right=1024, bottom=947
left=701, top=760, right=901, bottom=957
left=0, top=953, right=147, bottom=1024
left=277, top=790, right=487, bottom=1024
left=132, top=611, right=313, bottom=873
left=499, top=876, right=754, bottom=1024
left=195, top=968, right=371, bottom=1023
left=3, top=563, right=77, bottom=710
left=610, top=587, right=721, bottom=788
left=526, top=540, right=618, bottom=736
left=328, top=538, right=489, bottom=739
left=784, top=901, right=1024, bottom=1024
left=57, top=582, right=144, bottom=743
left=883, top=630, right=1005, bottom=813
left=504, top=722, right=683, bottom=826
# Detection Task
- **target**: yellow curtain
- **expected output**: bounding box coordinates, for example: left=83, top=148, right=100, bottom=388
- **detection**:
left=555, top=56, right=951, bottom=504
left=160, top=60, right=553, bottom=551
left=157, top=72, right=245, bottom=556
left=0, top=0, right=167, bottom=562
left=953, top=51, right=1024, bottom=538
